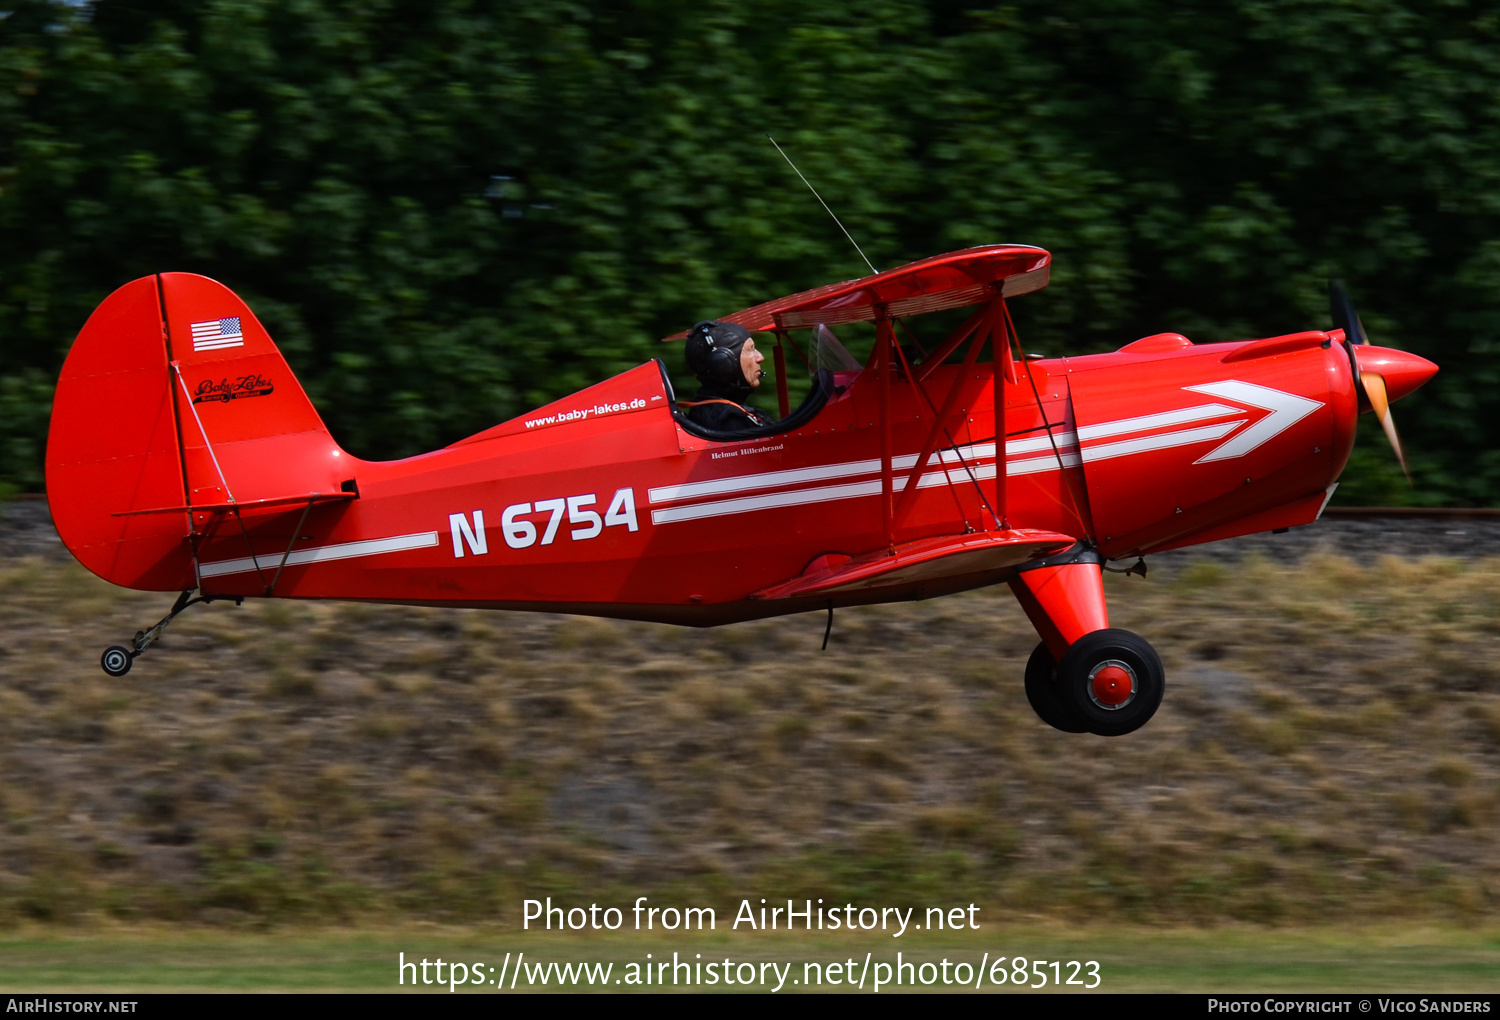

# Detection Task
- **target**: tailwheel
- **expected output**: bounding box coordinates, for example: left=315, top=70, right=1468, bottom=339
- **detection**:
left=1023, top=642, right=1088, bottom=733
left=99, top=589, right=236, bottom=677
left=1055, top=629, right=1165, bottom=737
left=101, top=645, right=134, bottom=677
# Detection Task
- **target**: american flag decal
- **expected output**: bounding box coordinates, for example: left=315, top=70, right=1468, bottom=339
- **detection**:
left=190, top=317, right=244, bottom=352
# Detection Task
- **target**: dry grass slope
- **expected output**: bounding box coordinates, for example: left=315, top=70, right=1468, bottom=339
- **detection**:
left=0, top=548, right=1497, bottom=928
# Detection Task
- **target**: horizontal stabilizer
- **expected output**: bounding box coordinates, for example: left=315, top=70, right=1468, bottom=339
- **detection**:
left=112, top=492, right=356, bottom=517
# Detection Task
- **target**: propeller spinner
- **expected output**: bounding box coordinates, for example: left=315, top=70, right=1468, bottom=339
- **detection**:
left=1328, top=279, right=1437, bottom=482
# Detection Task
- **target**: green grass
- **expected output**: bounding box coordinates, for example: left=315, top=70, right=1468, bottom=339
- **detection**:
left=2, top=554, right=1500, bottom=934
left=0, top=926, right=1496, bottom=992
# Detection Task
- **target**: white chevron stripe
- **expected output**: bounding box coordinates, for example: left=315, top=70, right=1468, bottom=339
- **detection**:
left=1185, top=381, right=1323, bottom=462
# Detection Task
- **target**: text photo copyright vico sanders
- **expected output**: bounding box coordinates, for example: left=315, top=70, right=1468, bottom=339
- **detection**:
left=1209, top=1001, right=1492, bottom=1014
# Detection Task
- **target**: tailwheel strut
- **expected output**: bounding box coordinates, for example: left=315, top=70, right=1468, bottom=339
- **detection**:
left=100, top=590, right=240, bottom=677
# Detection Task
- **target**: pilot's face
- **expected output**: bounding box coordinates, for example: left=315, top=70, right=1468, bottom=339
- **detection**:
left=740, top=338, right=765, bottom=388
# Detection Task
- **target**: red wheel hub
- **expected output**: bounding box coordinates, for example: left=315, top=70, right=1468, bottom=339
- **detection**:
left=1089, top=662, right=1136, bottom=707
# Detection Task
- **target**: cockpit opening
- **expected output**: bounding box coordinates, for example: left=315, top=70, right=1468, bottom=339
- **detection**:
left=660, top=321, right=858, bottom=443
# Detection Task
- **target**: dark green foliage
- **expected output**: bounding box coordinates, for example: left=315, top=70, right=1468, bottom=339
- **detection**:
left=1, top=0, right=1496, bottom=503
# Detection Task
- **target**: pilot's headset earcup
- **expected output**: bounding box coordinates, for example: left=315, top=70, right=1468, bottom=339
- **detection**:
left=686, top=320, right=747, bottom=386
left=706, top=338, right=742, bottom=386
left=684, top=320, right=718, bottom=379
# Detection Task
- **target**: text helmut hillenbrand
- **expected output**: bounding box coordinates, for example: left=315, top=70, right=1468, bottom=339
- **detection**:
left=523, top=897, right=980, bottom=937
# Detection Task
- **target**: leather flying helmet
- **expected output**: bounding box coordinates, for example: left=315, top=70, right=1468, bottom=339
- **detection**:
left=685, top=320, right=754, bottom=390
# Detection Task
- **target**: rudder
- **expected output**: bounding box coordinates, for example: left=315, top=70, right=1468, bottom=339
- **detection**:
left=46, top=273, right=351, bottom=590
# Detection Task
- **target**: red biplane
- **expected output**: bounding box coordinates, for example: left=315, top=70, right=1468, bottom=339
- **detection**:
left=45, top=246, right=1436, bottom=735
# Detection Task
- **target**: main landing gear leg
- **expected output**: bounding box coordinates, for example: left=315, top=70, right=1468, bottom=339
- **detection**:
left=100, top=590, right=237, bottom=677
left=1008, top=545, right=1164, bottom=737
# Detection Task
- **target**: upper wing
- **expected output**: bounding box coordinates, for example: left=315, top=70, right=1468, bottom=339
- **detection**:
left=662, top=244, right=1051, bottom=339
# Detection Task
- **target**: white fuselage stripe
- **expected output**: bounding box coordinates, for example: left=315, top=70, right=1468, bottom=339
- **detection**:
left=650, top=448, right=1092, bottom=525
left=1079, top=421, right=1244, bottom=463
left=1074, top=403, right=1240, bottom=442
left=1007, top=453, right=1082, bottom=476
left=650, top=479, right=885, bottom=524
left=652, top=447, right=1101, bottom=524
left=198, top=531, right=440, bottom=579
left=649, top=458, right=883, bottom=504
left=1006, top=434, right=1075, bottom=456
left=647, top=438, right=1068, bottom=507
left=647, top=387, right=1292, bottom=524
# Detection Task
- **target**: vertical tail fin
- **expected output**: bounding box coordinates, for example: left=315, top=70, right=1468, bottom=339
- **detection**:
left=46, top=273, right=351, bottom=590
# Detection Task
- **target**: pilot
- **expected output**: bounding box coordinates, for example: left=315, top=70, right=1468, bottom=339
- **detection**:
left=680, top=320, right=776, bottom=432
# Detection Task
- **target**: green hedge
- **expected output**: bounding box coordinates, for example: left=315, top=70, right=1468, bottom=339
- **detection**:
left=3, top=0, right=1496, bottom=504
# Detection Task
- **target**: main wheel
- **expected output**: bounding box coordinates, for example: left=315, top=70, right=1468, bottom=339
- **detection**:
left=101, top=646, right=134, bottom=677
left=1055, top=629, right=1164, bottom=737
left=1023, top=641, right=1088, bottom=733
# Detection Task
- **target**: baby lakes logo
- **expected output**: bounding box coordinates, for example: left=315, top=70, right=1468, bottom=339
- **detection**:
left=193, top=374, right=274, bottom=404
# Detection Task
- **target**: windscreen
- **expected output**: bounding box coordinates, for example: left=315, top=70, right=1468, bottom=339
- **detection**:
left=809, top=323, right=862, bottom=376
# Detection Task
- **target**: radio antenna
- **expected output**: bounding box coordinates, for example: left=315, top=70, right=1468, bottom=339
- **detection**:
left=767, top=134, right=878, bottom=276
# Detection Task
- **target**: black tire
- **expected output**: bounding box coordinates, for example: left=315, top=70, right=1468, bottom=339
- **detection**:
left=101, top=646, right=134, bottom=677
left=1023, top=641, right=1088, bottom=733
left=1055, top=629, right=1164, bottom=737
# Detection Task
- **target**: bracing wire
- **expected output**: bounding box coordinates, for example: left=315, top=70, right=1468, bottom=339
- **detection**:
left=1003, top=302, right=1095, bottom=541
